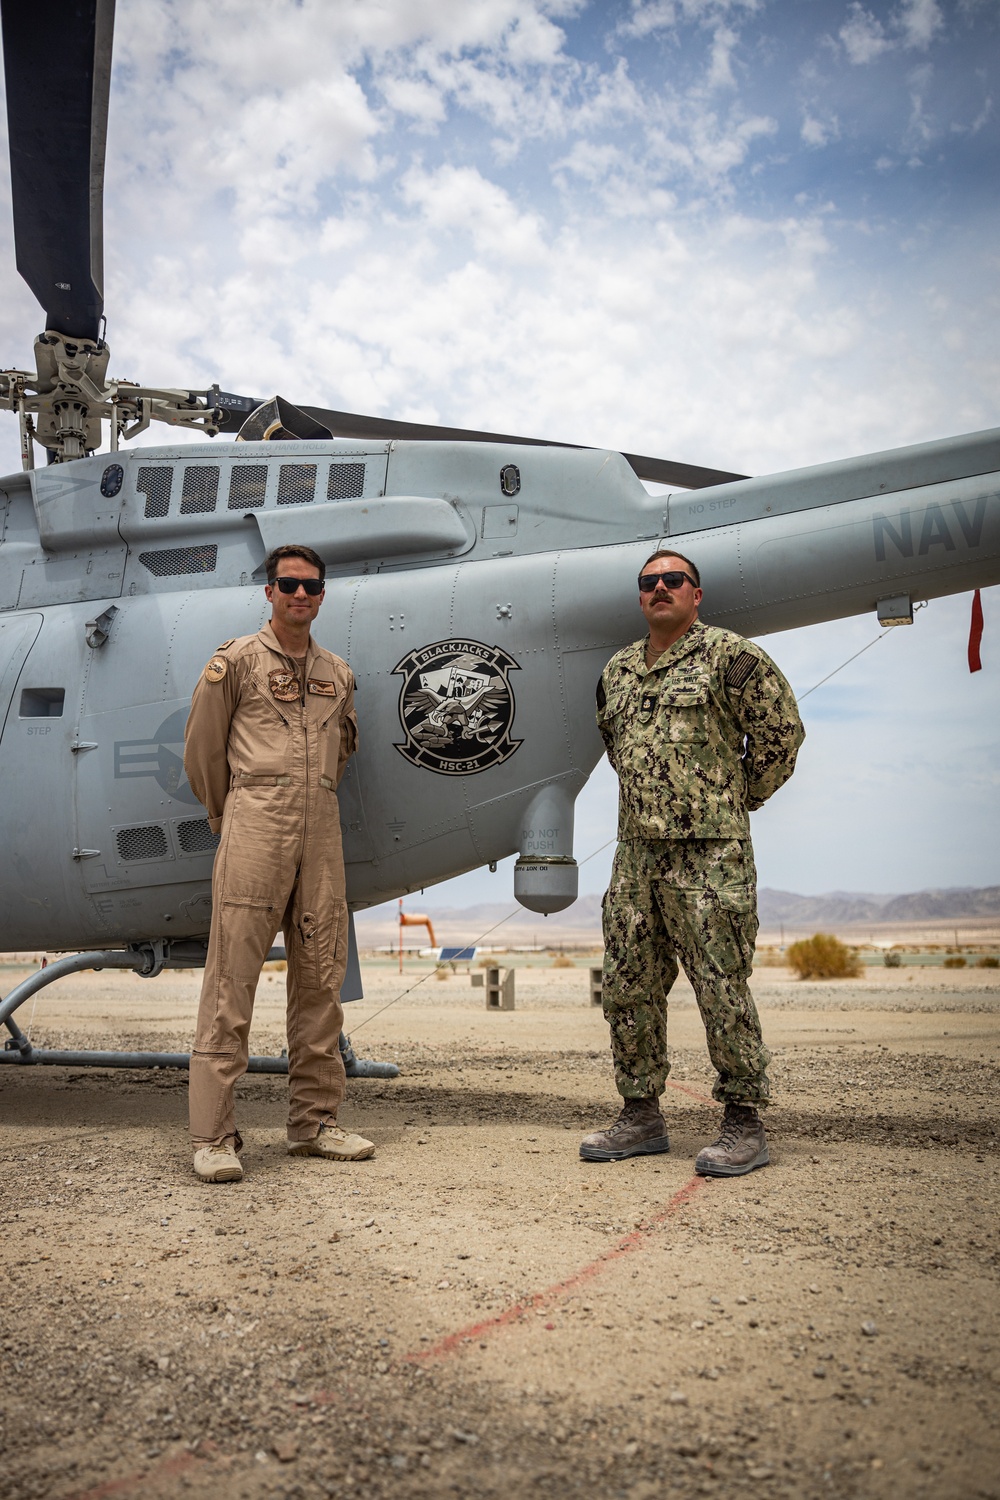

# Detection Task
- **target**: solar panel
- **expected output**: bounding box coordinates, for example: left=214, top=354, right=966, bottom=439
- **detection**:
left=438, top=946, right=477, bottom=962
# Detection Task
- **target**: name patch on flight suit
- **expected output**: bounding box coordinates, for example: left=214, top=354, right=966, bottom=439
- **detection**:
left=204, top=657, right=227, bottom=683
left=269, top=669, right=300, bottom=702
left=307, top=679, right=337, bottom=697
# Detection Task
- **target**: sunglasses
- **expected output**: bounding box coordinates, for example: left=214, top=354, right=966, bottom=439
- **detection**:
left=638, top=570, right=697, bottom=593
left=273, top=576, right=324, bottom=596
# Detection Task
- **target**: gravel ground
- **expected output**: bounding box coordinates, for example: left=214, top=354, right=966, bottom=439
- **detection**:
left=0, top=959, right=998, bottom=1500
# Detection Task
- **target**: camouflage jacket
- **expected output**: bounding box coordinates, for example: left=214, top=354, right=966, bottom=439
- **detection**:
left=597, top=619, right=804, bottom=840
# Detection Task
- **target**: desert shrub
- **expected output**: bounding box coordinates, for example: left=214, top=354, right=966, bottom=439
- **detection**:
left=883, top=950, right=903, bottom=968
left=434, top=964, right=451, bottom=981
left=551, top=953, right=575, bottom=968
left=943, top=956, right=967, bottom=969
left=786, top=933, right=862, bottom=980
left=752, top=946, right=785, bottom=967
left=976, top=956, right=999, bottom=969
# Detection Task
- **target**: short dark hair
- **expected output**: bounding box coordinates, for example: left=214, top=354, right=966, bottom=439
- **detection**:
left=265, top=544, right=326, bottom=585
left=639, top=548, right=700, bottom=588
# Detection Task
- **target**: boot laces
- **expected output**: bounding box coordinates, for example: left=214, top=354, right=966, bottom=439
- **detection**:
left=712, top=1107, right=755, bottom=1150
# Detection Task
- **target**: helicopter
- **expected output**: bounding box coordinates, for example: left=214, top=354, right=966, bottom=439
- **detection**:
left=0, top=0, right=997, bottom=1072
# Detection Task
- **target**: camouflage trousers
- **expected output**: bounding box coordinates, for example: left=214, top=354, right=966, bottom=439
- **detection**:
left=601, top=838, right=771, bottom=1108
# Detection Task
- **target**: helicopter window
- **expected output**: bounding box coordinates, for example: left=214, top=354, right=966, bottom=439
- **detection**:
left=180, top=465, right=220, bottom=514
left=139, top=545, right=218, bottom=577
left=228, top=465, right=268, bottom=510
left=277, top=463, right=317, bottom=506
left=116, top=825, right=169, bottom=862
left=327, top=462, right=365, bottom=500
left=19, top=687, right=65, bottom=718
left=137, top=466, right=173, bottom=518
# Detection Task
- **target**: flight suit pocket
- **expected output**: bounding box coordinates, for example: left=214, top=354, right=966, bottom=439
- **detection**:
left=219, top=897, right=281, bottom=982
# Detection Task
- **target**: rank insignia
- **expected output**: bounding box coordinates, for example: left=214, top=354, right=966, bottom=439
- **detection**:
left=640, top=692, right=658, bottom=715
left=204, top=657, right=227, bottom=683
left=268, top=669, right=300, bottom=702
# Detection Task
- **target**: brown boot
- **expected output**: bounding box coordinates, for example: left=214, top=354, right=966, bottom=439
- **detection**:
left=580, top=1097, right=670, bottom=1162
left=695, top=1103, right=769, bottom=1177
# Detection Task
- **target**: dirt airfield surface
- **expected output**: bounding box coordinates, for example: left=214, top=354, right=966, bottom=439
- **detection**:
left=1, top=957, right=998, bottom=1500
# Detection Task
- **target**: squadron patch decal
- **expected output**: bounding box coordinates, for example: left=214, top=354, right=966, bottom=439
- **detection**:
left=725, top=649, right=759, bottom=691
left=393, top=639, right=522, bottom=776
left=204, top=656, right=228, bottom=683
left=268, top=669, right=300, bottom=703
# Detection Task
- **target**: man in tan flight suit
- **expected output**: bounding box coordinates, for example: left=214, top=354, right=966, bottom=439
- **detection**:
left=184, top=543, right=374, bottom=1183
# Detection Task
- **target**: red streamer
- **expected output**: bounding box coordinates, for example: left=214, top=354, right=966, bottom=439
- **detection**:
left=968, top=588, right=984, bottom=673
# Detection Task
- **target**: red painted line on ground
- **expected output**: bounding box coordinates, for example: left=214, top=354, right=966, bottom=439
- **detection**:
left=65, top=1450, right=202, bottom=1500
left=405, top=1174, right=706, bottom=1364
left=663, top=1079, right=715, bottom=1104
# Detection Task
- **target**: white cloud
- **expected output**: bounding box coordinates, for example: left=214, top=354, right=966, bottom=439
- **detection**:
left=897, top=0, right=944, bottom=50
left=801, top=112, right=840, bottom=147
left=840, top=4, right=893, bottom=64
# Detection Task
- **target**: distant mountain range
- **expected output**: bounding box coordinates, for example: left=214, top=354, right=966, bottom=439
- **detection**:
left=354, top=886, right=1000, bottom=937
left=757, top=887, right=1000, bottom=924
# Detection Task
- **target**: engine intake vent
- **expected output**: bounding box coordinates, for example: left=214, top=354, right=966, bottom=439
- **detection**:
left=327, top=462, right=365, bottom=500
left=117, top=825, right=169, bottom=861
left=177, top=818, right=220, bottom=854
left=139, top=545, right=218, bottom=577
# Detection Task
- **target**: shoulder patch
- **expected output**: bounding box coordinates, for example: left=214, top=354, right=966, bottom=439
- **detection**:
left=204, top=656, right=228, bottom=683
left=725, top=649, right=759, bottom=691
left=216, top=639, right=235, bottom=651
left=596, top=678, right=607, bottom=712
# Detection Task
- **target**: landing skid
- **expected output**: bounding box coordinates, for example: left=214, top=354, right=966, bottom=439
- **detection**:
left=0, top=942, right=399, bottom=1079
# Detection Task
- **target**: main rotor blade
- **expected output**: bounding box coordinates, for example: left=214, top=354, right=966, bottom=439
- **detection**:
left=300, top=404, right=748, bottom=490
left=1, top=0, right=115, bottom=341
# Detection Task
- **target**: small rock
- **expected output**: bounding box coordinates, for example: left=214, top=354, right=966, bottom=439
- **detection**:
left=808, top=1283, right=820, bottom=1294
left=668, top=1391, right=688, bottom=1405
left=376, top=1360, right=389, bottom=1374
left=701, top=1367, right=720, bottom=1381
left=812, top=1366, right=827, bottom=1379
left=272, top=1436, right=298, bottom=1463
left=676, top=1440, right=699, bottom=1457
left=747, top=1465, right=774, bottom=1480
left=156, top=1356, right=170, bottom=1372
left=623, top=1440, right=639, bottom=1458
left=363, top=1217, right=375, bottom=1228
left=861, top=1320, right=878, bottom=1337
left=437, top=1280, right=451, bottom=1290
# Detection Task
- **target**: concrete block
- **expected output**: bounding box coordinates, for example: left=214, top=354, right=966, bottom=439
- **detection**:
left=485, top=966, right=515, bottom=1011
left=590, top=966, right=603, bottom=1007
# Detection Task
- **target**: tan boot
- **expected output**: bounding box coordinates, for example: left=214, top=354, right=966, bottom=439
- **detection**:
left=193, top=1140, right=243, bottom=1183
left=288, top=1123, right=375, bottom=1161
left=695, top=1103, right=769, bottom=1177
left=579, top=1097, right=670, bottom=1162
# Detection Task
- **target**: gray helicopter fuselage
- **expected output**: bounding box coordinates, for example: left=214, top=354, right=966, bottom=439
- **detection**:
left=0, top=431, right=997, bottom=952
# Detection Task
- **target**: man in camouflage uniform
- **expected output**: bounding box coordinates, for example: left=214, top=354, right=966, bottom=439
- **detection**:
left=581, top=550, right=804, bottom=1174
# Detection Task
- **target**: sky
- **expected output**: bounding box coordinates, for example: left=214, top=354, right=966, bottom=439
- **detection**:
left=0, top=0, right=997, bottom=904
